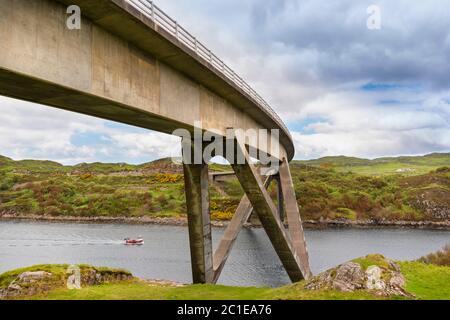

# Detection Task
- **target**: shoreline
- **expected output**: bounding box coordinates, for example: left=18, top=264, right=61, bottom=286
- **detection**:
left=1, top=213, right=449, bottom=230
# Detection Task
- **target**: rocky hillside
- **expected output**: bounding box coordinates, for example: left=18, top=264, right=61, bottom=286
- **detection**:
left=0, top=154, right=449, bottom=225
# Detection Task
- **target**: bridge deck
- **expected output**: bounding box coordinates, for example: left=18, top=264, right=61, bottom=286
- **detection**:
left=54, top=0, right=295, bottom=161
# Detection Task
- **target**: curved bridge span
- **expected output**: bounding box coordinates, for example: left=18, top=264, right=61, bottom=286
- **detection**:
left=0, top=0, right=311, bottom=283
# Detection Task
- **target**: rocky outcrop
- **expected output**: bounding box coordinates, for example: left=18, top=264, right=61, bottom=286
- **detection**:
left=0, top=266, right=132, bottom=300
left=0, top=271, right=58, bottom=299
left=81, top=269, right=132, bottom=286
left=305, top=255, right=413, bottom=297
left=410, top=189, right=450, bottom=220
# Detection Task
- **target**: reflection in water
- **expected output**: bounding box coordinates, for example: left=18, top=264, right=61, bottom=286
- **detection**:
left=0, top=220, right=448, bottom=287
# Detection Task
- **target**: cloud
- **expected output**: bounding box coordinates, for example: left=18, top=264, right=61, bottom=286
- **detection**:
left=109, top=132, right=180, bottom=160
left=158, top=0, right=450, bottom=158
left=293, top=126, right=450, bottom=160
left=0, top=96, right=181, bottom=165
left=290, top=89, right=450, bottom=159
left=1, top=1, right=449, bottom=162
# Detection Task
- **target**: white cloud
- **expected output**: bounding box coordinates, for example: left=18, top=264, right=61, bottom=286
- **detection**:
left=109, top=132, right=181, bottom=160
left=0, top=96, right=182, bottom=165
left=149, top=0, right=449, bottom=161
left=291, top=89, right=450, bottom=159
left=293, top=127, right=450, bottom=160
left=1, top=1, right=449, bottom=163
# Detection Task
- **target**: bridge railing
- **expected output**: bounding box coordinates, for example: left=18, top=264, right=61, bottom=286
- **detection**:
left=126, top=0, right=291, bottom=137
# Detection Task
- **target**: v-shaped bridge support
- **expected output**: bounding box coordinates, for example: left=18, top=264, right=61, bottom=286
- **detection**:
left=182, top=137, right=312, bottom=285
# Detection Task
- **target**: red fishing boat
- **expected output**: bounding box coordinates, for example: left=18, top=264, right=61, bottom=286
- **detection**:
left=124, top=237, right=144, bottom=245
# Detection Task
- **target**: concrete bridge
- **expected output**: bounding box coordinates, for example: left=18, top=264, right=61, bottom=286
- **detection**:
left=0, top=0, right=312, bottom=283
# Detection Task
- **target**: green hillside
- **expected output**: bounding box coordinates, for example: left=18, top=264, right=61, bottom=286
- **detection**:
left=0, top=153, right=449, bottom=223
left=297, top=153, right=450, bottom=175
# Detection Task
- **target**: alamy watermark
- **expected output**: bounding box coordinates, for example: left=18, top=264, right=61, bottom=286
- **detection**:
left=367, top=5, right=381, bottom=30
left=66, top=264, right=81, bottom=290
left=66, top=5, right=81, bottom=30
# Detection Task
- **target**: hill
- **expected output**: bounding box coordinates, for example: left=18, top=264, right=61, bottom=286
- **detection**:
left=0, top=153, right=449, bottom=225
left=296, top=153, right=450, bottom=175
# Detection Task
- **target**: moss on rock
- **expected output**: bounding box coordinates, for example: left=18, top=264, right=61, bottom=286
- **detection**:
left=304, top=254, right=412, bottom=297
left=0, top=264, right=132, bottom=300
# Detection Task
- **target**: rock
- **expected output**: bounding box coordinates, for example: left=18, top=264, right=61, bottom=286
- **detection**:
left=0, top=271, right=55, bottom=299
left=333, top=262, right=366, bottom=292
left=366, top=266, right=385, bottom=290
left=144, top=279, right=185, bottom=287
left=1, top=266, right=133, bottom=300
left=18, top=271, right=52, bottom=282
left=7, top=283, right=22, bottom=292
left=410, top=189, right=450, bottom=221
left=305, top=262, right=365, bottom=292
left=305, top=255, right=414, bottom=297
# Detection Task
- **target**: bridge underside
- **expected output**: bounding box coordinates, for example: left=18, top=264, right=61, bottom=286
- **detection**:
left=0, top=68, right=193, bottom=136
left=183, top=137, right=312, bottom=283
left=0, top=0, right=312, bottom=283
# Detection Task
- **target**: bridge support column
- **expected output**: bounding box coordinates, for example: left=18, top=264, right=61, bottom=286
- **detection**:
left=182, top=136, right=311, bottom=284
left=182, top=141, right=214, bottom=284
left=224, top=137, right=311, bottom=282
left=212, top=176, right=273, bottom=283
left=279, top=159, right=313, bottom=278
left=274, top=175, right=285, bottom=222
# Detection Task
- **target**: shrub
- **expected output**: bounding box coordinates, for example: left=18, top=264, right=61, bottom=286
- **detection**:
left=157, top=194, right=168, bottom=207
left=154, top=173, right=182, bottom=184
left=435, top=167, right=450, bottom=173
left=0, top=174, right=19, bottom=191
left=80, top=173, right=93, bottom=180
left=211, top=210, right=234, bottom=221
left=334, top=208, right=357, bottom=220
left=418, top=246, right=450, bottom=266
left=43, top=206, right=59, bottom=216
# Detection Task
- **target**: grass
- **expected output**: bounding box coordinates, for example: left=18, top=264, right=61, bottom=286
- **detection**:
left=2, top=259, right=447, bottom=300
left=352, top=254, right=391, bottom=271
left=0, top=264, right=131, bottom=288
left=399, top=261, right=450, bottom=300
left=32, top=281, right=388, bottom=300
left=30, top=282, right=272, bottom=300
left=0, top=264, right=69, bottom=288
left=1, top=153, right=449, bottom=223
left=296, top=153, right=450, bottom=176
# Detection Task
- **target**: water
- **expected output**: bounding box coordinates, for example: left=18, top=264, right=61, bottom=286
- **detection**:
left=0, top=220, right=448, bottom=287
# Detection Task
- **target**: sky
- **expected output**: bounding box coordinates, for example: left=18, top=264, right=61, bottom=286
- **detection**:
left=0, top=0, right=449, bottom=165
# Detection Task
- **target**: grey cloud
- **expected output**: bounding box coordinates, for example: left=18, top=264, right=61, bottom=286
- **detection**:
left=245, top=0, right=450, bottom=87
left=160, top=0, right=450, bottom=118
left=1, top=1, right=449, bottom=161
left=157, top=0, right=449, bottom=159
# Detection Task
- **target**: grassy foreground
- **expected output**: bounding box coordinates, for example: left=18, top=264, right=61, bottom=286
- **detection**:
left=2, top=259, right=449, bottom=300
left=30, top=281, right=382, bottom=300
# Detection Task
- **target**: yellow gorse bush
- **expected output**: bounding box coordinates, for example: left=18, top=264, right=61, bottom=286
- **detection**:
left=154, top=173, right=183, bottom=183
